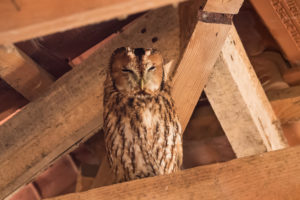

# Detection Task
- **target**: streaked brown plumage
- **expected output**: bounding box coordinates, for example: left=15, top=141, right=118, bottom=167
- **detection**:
left=103, top=47, right=182, bottom=182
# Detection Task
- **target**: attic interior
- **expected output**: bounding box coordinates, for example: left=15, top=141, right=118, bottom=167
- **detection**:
left=0, top=0, right=300, bottom=199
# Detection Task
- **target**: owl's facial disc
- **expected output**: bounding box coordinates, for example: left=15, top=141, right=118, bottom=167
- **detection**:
left=110, top=47, right=164, bottom=95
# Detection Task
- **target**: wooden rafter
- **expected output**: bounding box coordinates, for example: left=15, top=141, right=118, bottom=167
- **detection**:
left=205, top=27, right=288, bottom=157
left=172, top=20, right=232, bottom=130
left=0, top=44, right=54, bottom=100
left=46, top=145, right=300, bottom=200
left=0, top=0, right=186, bottom=44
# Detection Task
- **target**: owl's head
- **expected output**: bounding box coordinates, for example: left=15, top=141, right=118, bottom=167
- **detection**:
left=109, top=47, right=164, bottom=95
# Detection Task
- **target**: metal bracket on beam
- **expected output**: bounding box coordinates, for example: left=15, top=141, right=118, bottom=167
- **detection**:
left=198, top=10, right=233, bottom=24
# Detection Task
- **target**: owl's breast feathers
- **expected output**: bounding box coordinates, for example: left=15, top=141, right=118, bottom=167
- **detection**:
left=103, top=85, right=182, bottom=182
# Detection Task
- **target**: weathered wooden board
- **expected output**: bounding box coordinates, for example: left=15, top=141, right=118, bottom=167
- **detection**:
left=205, top=27, right=288, bottom=157
left=46, top=145, right=300, bottom=200
left=0, top=0, right=187, bottom=44
left=173, top=21, right=232, bottom=130
left=268, top=86, right=300, bottom=125
left=0, top=44, right=54, bottom=100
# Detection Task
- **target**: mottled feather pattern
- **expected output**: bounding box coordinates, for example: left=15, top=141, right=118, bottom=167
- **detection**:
left=103, top=47, right=182, bottom=182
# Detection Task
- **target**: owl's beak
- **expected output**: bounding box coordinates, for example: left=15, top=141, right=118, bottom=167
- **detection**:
left=140, top=79, right=144, bottom=90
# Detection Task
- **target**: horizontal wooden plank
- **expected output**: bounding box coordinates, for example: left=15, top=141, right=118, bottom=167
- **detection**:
left=0, top=44, right=54, bottom=100
left=0, top=0, right=247, bottom=44
left=46, top=145, right=300, bottom=200
left=205, top=27, right=287, bottom=157
left=268, top=86, right=300, bottom=125
left=0, top=0, right=185, bottom=44
left=0, top=6, right=182, bottom=199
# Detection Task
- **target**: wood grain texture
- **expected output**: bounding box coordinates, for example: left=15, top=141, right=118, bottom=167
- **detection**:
left=172, top=22, right=232, bottom=129
left=0, top=0, right=185, bottom=44
left=46, top=145, right=300, bottom=200
left=0, top=44, right=54, bottom=100
left=0, top=6, right=181, bottom=199
left=204, top=0, right=244, bottom=14
left=205, top=27, right=287, bottom=157
left=268, top=86, right=300, bottom=125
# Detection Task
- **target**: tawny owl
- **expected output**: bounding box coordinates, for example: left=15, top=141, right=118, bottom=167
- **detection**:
left=103, top=47, right=182, bottom=182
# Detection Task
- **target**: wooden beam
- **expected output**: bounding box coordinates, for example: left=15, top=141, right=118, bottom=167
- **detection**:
left=173, top=0, right=241, bottom=129
left=46, top=145, right=300, bottom=200
left=0, top=6, right=181, bottom=200
left=0, top=0, right=187, bottom=44
left=0, top=44, right=54, bottom=100
left=0, top=0, right=246, bottom=45
left=268, top=86, right=300, bottom=125
left=205, top=27, right=287, bottom=157
left=172, top=19, right=232, bottom=130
